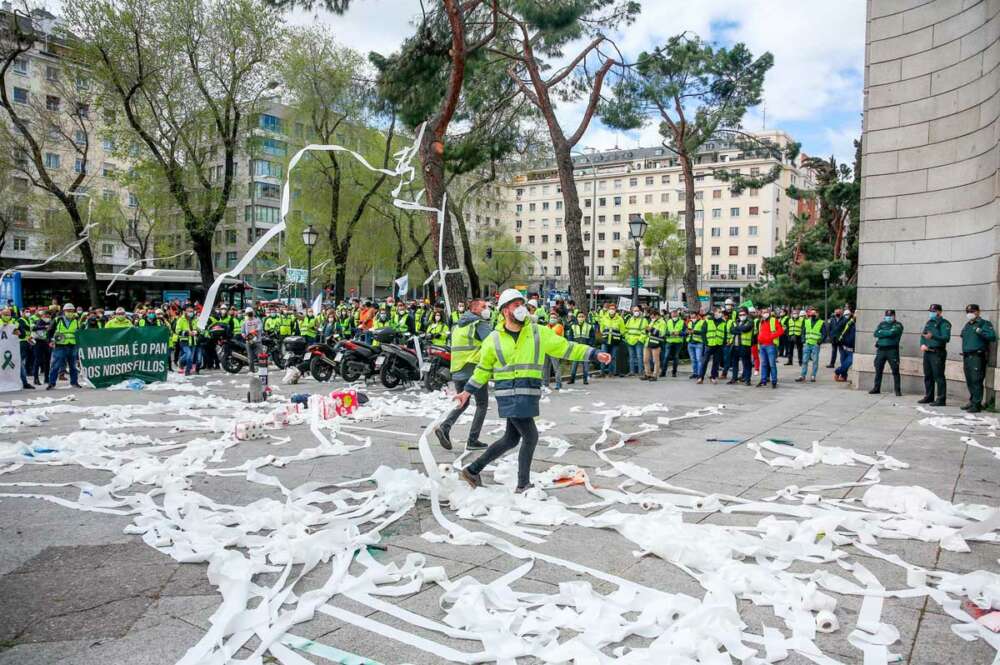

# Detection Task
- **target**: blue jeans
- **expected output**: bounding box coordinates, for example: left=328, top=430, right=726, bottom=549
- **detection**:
left=801, top=344, right=821, bottom=378
left=836, top=348, right=854, bottom=378
left=180, top=343, right=198, bottom=374
left=48, top=345, right=78, bottom=386
left=601, top=342, right=618, bottom=375
left=687, top=342, right=704, bottom=377
left=759, top=344, right=778, bottom=384
left=570, top=360, right=589, bottom=381
left=627, top=343, right=643, bottom=374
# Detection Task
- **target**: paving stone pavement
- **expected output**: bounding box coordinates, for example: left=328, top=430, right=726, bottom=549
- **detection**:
left=0, top=367, right=997, bottom=664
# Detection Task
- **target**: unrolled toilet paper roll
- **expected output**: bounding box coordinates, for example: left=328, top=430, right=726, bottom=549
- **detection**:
left=816, top=610, right=839, bottom=633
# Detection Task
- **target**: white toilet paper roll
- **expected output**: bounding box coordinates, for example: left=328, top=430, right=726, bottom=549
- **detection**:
left=906, top=568, right=927, bottom=587
left=816, top=610, right=839, bottom=633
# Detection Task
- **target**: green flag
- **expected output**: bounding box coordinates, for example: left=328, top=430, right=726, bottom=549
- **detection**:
left=77, top=326, right=170, bottom=388
left=740, top=299, right=754, bottom=310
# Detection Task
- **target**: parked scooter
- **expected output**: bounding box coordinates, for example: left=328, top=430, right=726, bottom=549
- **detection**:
left=378, top=334, right=423, bottom=389
left=220, top=335, right=281, bottom=374
left=334, top=329, right=395, bottom=382
left=306, top=339, right=340, bottom=382
left=421, top=337, right=452, bottom=392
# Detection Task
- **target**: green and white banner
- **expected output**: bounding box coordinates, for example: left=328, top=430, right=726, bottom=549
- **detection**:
left=77, top=326, right=170, bottom=389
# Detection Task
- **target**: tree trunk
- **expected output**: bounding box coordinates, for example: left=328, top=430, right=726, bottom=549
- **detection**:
left=552, top=141, right=586, bottom=309
left=333, top=245, right=349, bottom=301
left=419, top=128, right=465, bottom=307
left=78, top=238, right=100, bottom=308
left=192, top=232, right=215, bottom=296
left=450, top=202, right=481, bottom=297
left=679, top=151, right=700, bottom=313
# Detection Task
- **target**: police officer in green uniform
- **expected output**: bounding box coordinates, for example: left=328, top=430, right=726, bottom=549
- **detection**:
left=869, top=309, right=903, bottom=396
left=918, top=304, right=951, bottom=406
left=959, top=304, right=996, bottom=412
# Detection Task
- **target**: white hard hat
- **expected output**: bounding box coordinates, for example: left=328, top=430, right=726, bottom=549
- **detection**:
left=527, top=299, right=538, bottom=308
left=115, top=307, right=125, bottom=315
left=748, top=306, right=757, bottom=313
left=497, top=288, right=526, bottom=309
left=725, top=298, right=734, bottom=305
left=63, top=303, right=75, bottom=311
left=245, top=307, right=254, bottom=314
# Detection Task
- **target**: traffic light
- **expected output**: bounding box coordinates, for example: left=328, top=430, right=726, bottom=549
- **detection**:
left=485, top=247, right=493, bottom=260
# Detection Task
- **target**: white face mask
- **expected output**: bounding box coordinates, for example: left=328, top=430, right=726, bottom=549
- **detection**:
left=844, top=309, right=852, bottom=316
left=967, top=312, right=977, bottom=321
left=512, top=305, right=528, bottom=322
left=481, top=307, right=492, bottom=320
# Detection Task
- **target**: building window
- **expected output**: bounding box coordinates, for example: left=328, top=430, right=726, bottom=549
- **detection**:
left=76, top=103, right=89, bottom=118
left=614, top=179, right=622, bottom=189
left=748, top=245, right=758, bottom=256
left=730, top=207, right=740, bottom=217
left=729, top=246, right=738, bottom=256
left=598, top=232, right=606, bottom=241
left=555, top=234, right=562, bottom=242
left=645, top=176, right=654, bottom=185
left=226, top=251, right=238, bottom=267
left=628, top=195, right=637, bottom=204
left=598, top=215, right=606, bottom=224
left=529, top=202, right=536, bottom=212
left=12, top=177, right=28, bottom=192
left=542, top=202, right=549, bottom=211
left=710, top=264, right=720, bottom=277
left=528, top=235, right=535, bottom=244
left=515, top=236, right=522, bottom=244
left=542, top=234, right=549, bottom=243
left=694, top=191, right=703, bottom=200
left=678, top=191, right=685, bottom=201
left=660, top=175, right=670, bottom=184
left=584, top=232, right=590, bottom=241
left=541, top=251, right=548, bottom=260
left=554, top=266, right=561, bottom=276
left=597, top=265, right=605, bottom=276
left=629, top=177, right=637, bottom=187
left=728, top=264, right=738, bottom=278
left=102, top=189, right=116, bottom=202
left=660, top=192, right=669, bottom=203
left=712, top=208, right=721, bottom=218
left=612, top=214, right=621, bottom=223
left=644, top=194, right=653, bottom=204
left=713, top=189, right=722, bottom=199
left=694, top=210, right=704, bottom=221
left=46, top=65, right=59, bottom=81
left=252, top=160, right=282, bottom=178
left=74, top=158, right=85, bottom=173
left=45, top=95, right=60, bottom=111
left=598, top=197, right=606, bottom=207
left=258, top=114, right=284, bottom=133
left=729, top=226, right=739, bottom=236
left=710, top=227, right=721, bottom=238
left=711, top=246, right=720, bottom=256
left=584, top=199, right=591, bottom=208
left=101, top=243, right=114, bottom=257
left=749, top=206, right=759, bottom=216
left=556, top=201, right=562, bottom=210
left=128, top=193, right=139, bottom=208
left=612, top=232, right=621, bottom=241
left=748, top=225, right=758, bottom=236
left=260, top=138, right=287, bottom=156
left=44, top=153, right=61, bottom=169
left=250, top=182, right=281, bottom=199
left=12, top=57, right=28, bottom=75
left=597, top=249, right=605, bottom=258
left=749, top=188, right=759, bottom=197
left=747, top=264, right=757, bottom=277
left=225, top=229, right=237, bottom=244
left=612, top=248, right=620, bottom=258
left=244, top=205, right=280, bottom=224
left=12, top=236, right=28, bottom=251
left=13, top=87, right=28, bottom=104
left=102, top=163, right=116, bottom=177
left=102, top=137, right=115, bottom=151
left=750, top=167, right=760, bottom=177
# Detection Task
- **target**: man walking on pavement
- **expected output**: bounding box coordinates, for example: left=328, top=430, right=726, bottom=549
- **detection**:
left=453, top=289, right=610, bottom=492
left=959, top=304, right=995, bottom=413
left=434, top=297, right=493, bottom=452
left=918, top=304, right=951, bottom=406
left=869, top=309, right=903, bottom=396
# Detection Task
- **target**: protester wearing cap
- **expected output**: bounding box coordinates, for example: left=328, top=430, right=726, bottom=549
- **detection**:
left=105, top=307, right=133, bottom=329
left=241, top=307, right=265, bottom=372
left=454, top=288, right=610, bottom=492
left=46, top=303, right=82, bottom=390
left=959, top=304, right=996, bottom=413
left=918, top=304, right=951, bottom=406
left=868, top=309, right=903, bottom=396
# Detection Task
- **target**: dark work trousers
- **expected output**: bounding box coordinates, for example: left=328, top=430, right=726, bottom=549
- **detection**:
left=784, top=336, right=803, bottom=365
left=32, top=342, right=50, bottom=382
left=441, top=379, right=487, bottom=444
left=922, top=350, right=947, bottom=402
left=872, top=347, right=901, bottom=393
left=466, top=416, right=538, bottom=489
left=661, top=343, right=682, bottom=376
left=728, top=345, right=752, bottom=383
left=700, top=345, right=724, bottom=379
left=963, top=352, right=987, bottom=407
left=828, top=342, right=840, bottom=367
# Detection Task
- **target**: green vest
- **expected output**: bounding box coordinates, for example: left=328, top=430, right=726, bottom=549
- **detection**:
left=450, top=322, right=480, bottom=372
left=570, top=322, right=592, bottom=342
left=299, top=316, right=317, bottom=337
left=175, top=315, right=200, bottom=344
left=804, top=318, right=824, bottom=345
left=624, top=316, right=647, bottom=345
left=705, top=318, right=725, bottom=346
left=646, top=318, right=668, bottom=346
left=278, top=314, right=294, bottom=336
left=664, top=318, right=684, bottom=343
left=105, top=316, right=132, bottom=329
left=788, top=317, right=805, bottom=336
left=426, top=321, right=449, bottom=347
left=54, top=317, right=79, bottom=345
left=734, top=320, right=753, bottom=347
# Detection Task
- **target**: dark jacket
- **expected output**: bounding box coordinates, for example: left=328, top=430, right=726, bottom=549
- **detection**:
left=921, top=316, right=951, bottom=350
left=873, top=320, right=903, bottom=348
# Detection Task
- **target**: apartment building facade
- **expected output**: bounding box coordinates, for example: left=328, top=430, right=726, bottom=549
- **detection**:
left=463, top=130, right=809, bottom=304
left=0, top=7, right=131, bottom=272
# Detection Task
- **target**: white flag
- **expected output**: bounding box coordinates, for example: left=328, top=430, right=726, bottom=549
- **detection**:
left=311, top=292, right=323, bottom=314
left=394, top=275, right=409, bottom=297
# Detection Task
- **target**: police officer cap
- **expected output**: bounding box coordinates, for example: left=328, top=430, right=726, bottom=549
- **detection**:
left=966, top=304, right=980, bottom=312
left=884, top=309, right=895, bottom=316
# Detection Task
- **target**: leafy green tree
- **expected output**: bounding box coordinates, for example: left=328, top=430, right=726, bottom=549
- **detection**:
left=489, top=1, right=637, bottom=311
left=279, top=27, right=400, bottom=300
left=619, top=214, right=684, bottom=296
left=475, top=227, right=530, bottom=292
left=603, top=33, right=791, bottom=313
left=64, top=0, right=285, bottom=292
left=0, top=5, right=104, bottom=304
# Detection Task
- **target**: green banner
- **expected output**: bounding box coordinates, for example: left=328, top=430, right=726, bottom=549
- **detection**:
left=77, top=326, right=170, bottom=389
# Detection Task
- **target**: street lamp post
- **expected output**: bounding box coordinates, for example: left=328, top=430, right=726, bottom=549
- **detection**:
left=302, top=223, right=318, bottom=303
left=822, top=267, right=830, bottom=321
left=628, top=214, right=648, bottom=309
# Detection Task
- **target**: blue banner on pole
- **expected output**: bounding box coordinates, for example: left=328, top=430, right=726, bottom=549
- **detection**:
left=0, top=272, right=23, bottom=310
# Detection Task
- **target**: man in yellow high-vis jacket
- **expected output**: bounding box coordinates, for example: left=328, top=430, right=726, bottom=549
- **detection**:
left=454, top=289, right=610, bottom=492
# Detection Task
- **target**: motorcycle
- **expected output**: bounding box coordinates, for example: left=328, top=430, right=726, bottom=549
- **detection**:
left=280, top=336, right=309, bottom=373
left=220, top=334, right=281, bottom=374
left=421, top=337, right=452, bottom=392
left=306, top=339, right=340, bottom=382
left=333, top=329, right=394, bottom=382
left=378, top=334, right=423, bottom=389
